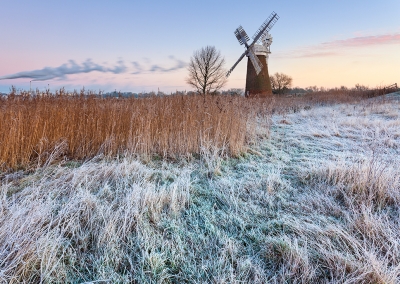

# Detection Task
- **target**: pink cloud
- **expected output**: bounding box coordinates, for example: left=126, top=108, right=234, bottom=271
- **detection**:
left=275, top=32, right=400, bottom=59
left=275, top=51, right=338, bottom=59
left=322, top=33, right=400, bottom=48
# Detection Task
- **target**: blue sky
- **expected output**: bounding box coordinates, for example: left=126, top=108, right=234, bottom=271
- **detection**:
left=1, top=0, right=399, bottom=93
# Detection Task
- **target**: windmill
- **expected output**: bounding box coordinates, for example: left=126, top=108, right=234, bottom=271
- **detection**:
left=227, top=12, right=279, bottom=97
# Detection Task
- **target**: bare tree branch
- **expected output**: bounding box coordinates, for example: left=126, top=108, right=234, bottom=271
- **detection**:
left=186, top=46, right=228, bottom=95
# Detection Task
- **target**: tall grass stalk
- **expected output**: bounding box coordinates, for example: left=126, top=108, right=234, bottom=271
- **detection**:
left=0, top=91, right=266, bottom=171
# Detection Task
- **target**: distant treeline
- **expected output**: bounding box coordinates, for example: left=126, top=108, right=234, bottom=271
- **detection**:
left=1, top=83, right=398, bottom=98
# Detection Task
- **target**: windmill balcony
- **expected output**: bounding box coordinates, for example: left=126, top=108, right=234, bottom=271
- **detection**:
left=253, top=44, right=269, bottom=56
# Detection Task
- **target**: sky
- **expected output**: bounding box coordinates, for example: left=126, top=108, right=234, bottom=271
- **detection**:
left=0, top=0, right=399, bottom=93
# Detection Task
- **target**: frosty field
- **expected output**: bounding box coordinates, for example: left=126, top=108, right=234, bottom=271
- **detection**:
left=1, top=94, right=400, bottom=283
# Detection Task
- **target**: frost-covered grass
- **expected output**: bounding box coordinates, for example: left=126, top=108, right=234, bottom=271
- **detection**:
left=1, top=97, right=400, bottom=283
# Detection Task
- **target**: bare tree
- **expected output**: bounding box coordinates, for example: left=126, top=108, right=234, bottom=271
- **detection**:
left=354, top=83, right=369, bottom=91
left=305, top=85, right=319, bottom=93
left=186, top=46, right=227, bottom=95
left=270, top=72, right=293, bottom=95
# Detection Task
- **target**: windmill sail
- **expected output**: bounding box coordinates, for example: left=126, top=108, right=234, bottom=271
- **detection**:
left=247, top=47, right=263, bottom=75
left=252, top=12, right=279, bottom=45
left=234, top=26, right=250, bottom=46
left=226, top=51, right=246, bottom=77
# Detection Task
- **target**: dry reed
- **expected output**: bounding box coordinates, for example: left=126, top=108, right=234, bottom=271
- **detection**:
left=0, top=90, right=269, bottom=171
left=0, top=87, right=392, bottom=171
left=270, top=87, right=393, bottom=114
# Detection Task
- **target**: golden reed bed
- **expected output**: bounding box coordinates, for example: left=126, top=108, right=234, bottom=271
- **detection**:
left=0, top=92, right=263, bottom=171
left=0, top=86, right=388, bottom=171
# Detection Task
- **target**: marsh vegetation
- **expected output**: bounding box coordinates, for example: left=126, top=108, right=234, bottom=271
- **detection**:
left=0, top=88, right=399, bottom=282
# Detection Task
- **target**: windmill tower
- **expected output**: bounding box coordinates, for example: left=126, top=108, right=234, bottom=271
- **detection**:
left=227, top=12, right=279, bottom=97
